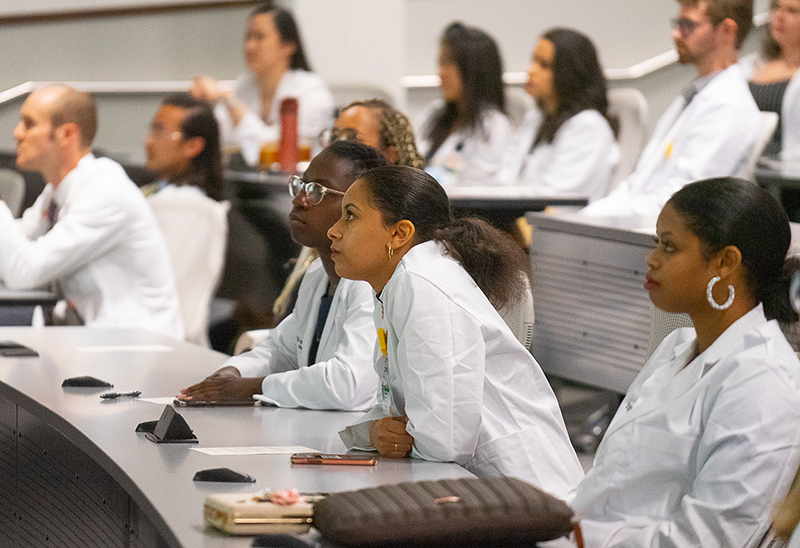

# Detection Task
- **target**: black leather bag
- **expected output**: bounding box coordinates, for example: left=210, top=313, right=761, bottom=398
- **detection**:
left=313, top=476, right=574, bottom=547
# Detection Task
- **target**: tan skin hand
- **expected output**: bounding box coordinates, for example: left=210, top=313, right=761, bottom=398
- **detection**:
left=190, top=76, right=245, bottom=126
left=369, top=416, right=413, bottom=458
left=177, top=366, right=264, bottom=401
left=190, top=75, right=228, bottom=103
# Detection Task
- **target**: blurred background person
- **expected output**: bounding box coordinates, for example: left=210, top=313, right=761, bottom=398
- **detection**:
left=330, top=99, right=425, bottom=168
left=143, top=93, right=224, bottom=200
left=270, top=98, right=426, bottom=324
left=582, top=0, right=759, bottom=219
left=498, top=28, right=618, bottom=202
left=0, top=85, right=182, bottom=337
left=416, top=22, right=512, bottom=187
left=744, top=0, right=800, bottom=159
left=191, top=1, right=333, bottom=166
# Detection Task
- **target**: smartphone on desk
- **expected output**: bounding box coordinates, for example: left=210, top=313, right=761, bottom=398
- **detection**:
left=290, top=453, right=377, bottom=466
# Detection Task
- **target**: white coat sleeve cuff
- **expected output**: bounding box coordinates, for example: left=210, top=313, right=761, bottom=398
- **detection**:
left=339, top=406, right=384, bottom=450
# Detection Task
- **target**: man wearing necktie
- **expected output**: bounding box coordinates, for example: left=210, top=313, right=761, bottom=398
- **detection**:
left=0, top=84, right=183, bottom=338
left=583, top=0, right=760, bottom=219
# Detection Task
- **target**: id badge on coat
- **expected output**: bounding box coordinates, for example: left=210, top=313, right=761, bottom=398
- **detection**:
left=378, top=354, right=392, bottom=417
left=377, top=328, right=392, bottom=417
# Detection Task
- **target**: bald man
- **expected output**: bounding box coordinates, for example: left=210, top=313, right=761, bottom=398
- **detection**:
left=0, top=85, right=183, bottom=337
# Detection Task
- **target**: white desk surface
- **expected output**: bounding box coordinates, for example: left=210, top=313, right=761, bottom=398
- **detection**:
left=526, top=210, right=658, bottom=246
left=0, top=326, right=472, bottom=548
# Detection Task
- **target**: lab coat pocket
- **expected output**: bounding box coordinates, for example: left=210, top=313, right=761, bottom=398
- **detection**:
left=610, top=422, right=696, bottom=518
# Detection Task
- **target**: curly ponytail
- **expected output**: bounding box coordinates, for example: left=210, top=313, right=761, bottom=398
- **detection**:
left=360, top=166, right=530, bottom=310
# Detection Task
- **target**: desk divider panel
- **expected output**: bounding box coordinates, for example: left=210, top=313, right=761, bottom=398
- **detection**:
left=0, top=396, right=17, bottom=547
left=530, top=227, right=652, bottom=393
left=0, top=391, right=169, bottom=548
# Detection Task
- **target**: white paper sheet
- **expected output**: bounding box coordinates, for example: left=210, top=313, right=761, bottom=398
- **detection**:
left=138, top=397, right=177, bottom=405
left=74, top=345, right=173, bottom=353
left=191, top=446, right=317, bottom=456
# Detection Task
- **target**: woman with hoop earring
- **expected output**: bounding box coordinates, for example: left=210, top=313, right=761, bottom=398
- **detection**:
left=566, top=177, right=800, bottom=547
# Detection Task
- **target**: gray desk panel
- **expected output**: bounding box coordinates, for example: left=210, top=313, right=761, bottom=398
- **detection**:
left=0, top=282, right=58, bottom=306
left=0, top=327, right=472, bottom=548
left=527, top=214, right=657, bottom=393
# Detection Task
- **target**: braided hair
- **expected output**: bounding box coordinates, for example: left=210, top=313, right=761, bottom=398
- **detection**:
left=334, top=99, right=425, bottom=169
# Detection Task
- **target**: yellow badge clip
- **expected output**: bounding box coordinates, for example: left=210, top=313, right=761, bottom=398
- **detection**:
left=377, top=328, right=388, bottom=356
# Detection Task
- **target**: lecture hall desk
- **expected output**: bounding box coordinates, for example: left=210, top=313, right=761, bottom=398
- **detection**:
left=0, top=326, right=471, bottom=548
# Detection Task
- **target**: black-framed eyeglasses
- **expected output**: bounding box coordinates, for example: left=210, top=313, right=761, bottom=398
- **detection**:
left=671, top=16, right=720, bottom=38
left=288, top=175, right=345, bottom=205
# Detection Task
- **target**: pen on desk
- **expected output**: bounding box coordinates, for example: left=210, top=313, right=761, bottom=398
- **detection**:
left=100, top=391, right=141, bottom=399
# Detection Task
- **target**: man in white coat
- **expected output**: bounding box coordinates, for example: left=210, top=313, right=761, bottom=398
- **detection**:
left=0, top=85, right=183, bottom=338
left=583, top=0, right=760, bottom=218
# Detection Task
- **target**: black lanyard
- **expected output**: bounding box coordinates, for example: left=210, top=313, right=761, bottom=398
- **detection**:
left=307, top=287, right=334, bottom=366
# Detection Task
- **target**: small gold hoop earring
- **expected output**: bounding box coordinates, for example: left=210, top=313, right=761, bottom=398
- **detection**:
left=388, top=246, right=394, bottom=259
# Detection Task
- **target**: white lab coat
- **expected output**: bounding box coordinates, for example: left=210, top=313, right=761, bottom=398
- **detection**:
left=498, top=108, right=619, bottom=202
left=340, top=241, right=584, bottom=500
left=228, top=258, right=378, bottom=410
left=741, top=54, right=800, bottom=160
left=789, top=526, right=800, bottom=548
left=416, top=101, right=513, bottom=187
left=214, top=70, right=335, bottom=165
left=0, top=154, right=183, bottom=338
left=583, top=64, right=760, bottom=218
left=570, top=305, right=800, bottom=548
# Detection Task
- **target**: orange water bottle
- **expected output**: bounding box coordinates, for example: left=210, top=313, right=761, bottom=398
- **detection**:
left=279, top=98, right=298, bottom=173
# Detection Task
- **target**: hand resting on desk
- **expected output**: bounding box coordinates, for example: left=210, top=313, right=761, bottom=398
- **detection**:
left=177, top=366, right=264, bottom=402
left=369, top=417, right=413, bottom=458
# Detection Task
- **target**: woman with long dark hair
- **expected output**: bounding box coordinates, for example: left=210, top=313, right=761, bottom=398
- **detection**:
left=570, top=178, right=800, bottom=547
left=744, top=0, right=800, bottom=159
left=191, top=2, right=334, bottom=165
left=499, top=28, right=618, bottom=201
left=416, top=22, right=513, bottom=186
left=329, top=166, right=583, bottom=499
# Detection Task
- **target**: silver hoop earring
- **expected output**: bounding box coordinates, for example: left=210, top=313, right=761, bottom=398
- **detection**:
left=707, top=276, right=734, bottom=310
left=388, top=246, right=394, bottom=259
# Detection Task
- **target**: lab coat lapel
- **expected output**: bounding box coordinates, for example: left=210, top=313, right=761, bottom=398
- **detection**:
left=604, top=305, right=766, bottom=439
left=316, top=281, right=343, bottom=358
left=298, top=272, right=329, bottom=366
left=637, top=95, right=691, bottom=188
left=628, top=96, right=686, bottom=191
left=604, top=337, right=699, bottom=438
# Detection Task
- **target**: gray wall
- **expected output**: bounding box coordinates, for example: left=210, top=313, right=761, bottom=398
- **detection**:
left=0, top=0, right=771, bottom=163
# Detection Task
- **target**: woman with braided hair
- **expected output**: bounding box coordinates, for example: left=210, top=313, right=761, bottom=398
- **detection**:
left=331, top=99, right=425, bottom=168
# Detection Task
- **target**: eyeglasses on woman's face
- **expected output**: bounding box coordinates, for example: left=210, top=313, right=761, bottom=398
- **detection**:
left=288, top=174, right=346, bottom=205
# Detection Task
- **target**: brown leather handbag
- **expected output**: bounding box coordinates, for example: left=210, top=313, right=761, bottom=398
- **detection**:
left=313, top=476, right=575, bottom=547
